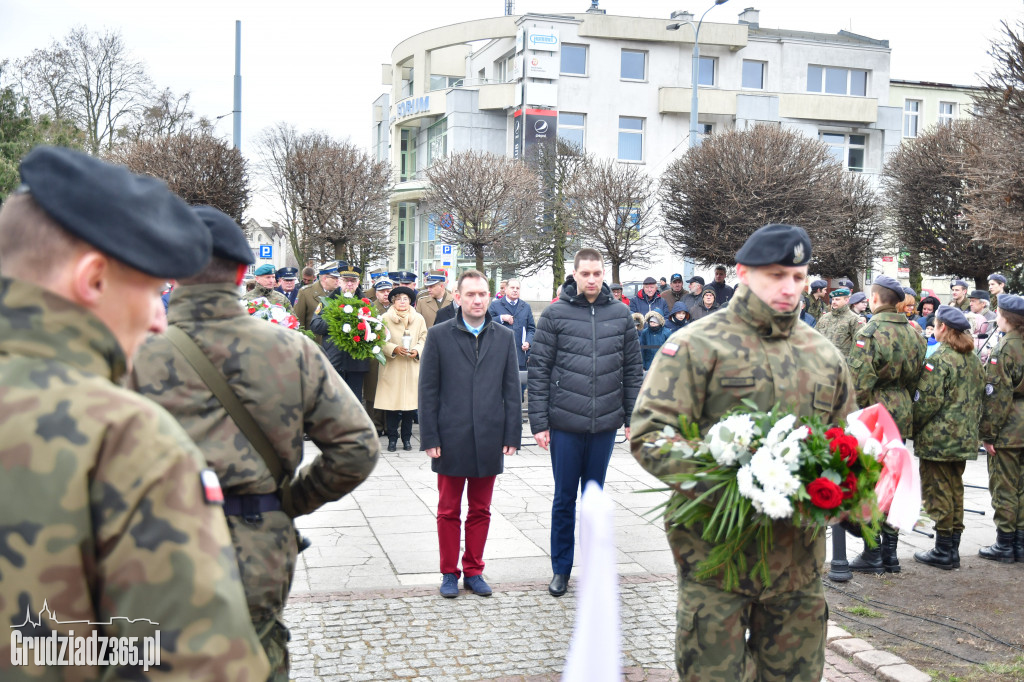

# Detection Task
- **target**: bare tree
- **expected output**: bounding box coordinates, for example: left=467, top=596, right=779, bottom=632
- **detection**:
left=106, top=130, right=250, bottom=222
left=117, top=88, right=199, bottom=142
left=883, top=118, right=1002, bottom=289
left=661, top=124, right=853, bottom=268
left=423, top=150, right=540, bottom=272
left=570, top=158, right=658, bottom=284
left=17, top=27, right=152, bottom=155
left=811, top=172, right=885, bottom=291
left=255, top=124, right=390, bottom=270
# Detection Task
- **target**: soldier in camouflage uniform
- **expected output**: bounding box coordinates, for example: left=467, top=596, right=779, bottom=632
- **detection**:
left=989, top=273, right=1008, bottom=314
left=0, top=147, right=268, bottom=679
left=294, top=264, right=333, bottom=335
left=243, top=262, right=294, bottom=311
left=128, top=206, right=380, bottom=680
left=806, top=279, right=829, bottom=323
left=978, top=294, right=1024, bottom=563
left=950, top=279, right=971, bottom=312
left=815, top=287, right=860, bottom=357
left=632, top=224, right=856, bottom=682
left=845, top=274, right=926, bottom=573
left=911, top=306, right=985, bottom=570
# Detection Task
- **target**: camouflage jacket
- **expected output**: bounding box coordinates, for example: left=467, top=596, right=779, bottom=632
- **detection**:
left=912, top=344, right=984, bottom=461
left=847, top=308, right=926, bottom=439
left=128, top=283, right=379, bottom=622
left=952, top=297, right=970, bottom=312
left=0, top=277, right=268, bottom=680
left=806, top=296, right=829, bottom=323
left=815, top=304, right=860, bottom=357
left=294, top=281, right=328, bottom=333
left=980, top=329, right=1024, bottom=447
left=631, top=284, right=857, bottom=597
left=242, top=282, right=293, bottom=313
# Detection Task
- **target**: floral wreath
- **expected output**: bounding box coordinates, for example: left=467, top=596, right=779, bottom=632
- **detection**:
left=319, top=292, right=389, bottom=365
left=244, top=297, right=314, bottom=340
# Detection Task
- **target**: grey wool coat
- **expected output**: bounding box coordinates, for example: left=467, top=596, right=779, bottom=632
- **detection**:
left=418, top=310, right=523, bottom=477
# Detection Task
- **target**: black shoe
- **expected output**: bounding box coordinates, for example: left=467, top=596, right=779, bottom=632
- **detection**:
left=880, top=531, right=900, bottom=573
left=402, top=440, right=412, bottom=451
left=849, top=536, right=884, bottom=574
left=387, top=438, right=398, bottom=452
left=548, top=573, right=569, bottom=597
left=914, top=532, right=954, bottom=570
left=952, top=531, right=961, bottom=569
left=1014, top=530, right=1024, bottom=562
left=979, top=529, right=1016, bottom=563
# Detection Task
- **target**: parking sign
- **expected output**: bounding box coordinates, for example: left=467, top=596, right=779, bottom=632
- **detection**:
left=259, top=244, right=272, bottom=259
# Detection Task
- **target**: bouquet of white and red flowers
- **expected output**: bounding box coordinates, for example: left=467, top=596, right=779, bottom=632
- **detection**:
left=319, top=292, right=389, bottom=365
left=244, top=297, right=314, bottom=340
left=644, top=400, right=888, bottom=590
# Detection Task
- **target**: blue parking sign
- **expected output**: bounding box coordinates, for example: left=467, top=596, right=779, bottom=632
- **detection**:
left=259, top=244, right=273, bottom=259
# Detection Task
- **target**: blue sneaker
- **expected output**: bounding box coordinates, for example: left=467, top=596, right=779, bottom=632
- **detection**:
left=464, top=574, right=492, bottom=596
left=440, top=573, right=459, bottom=598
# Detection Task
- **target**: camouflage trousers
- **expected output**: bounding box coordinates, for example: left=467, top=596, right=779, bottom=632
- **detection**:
left=255, top=616, right=290, bottom=682
left=987, top=447, right=1024, bottom=532
left=919, top=459, right=967, bottom=532
left=675, top=571, right=826, bottom=682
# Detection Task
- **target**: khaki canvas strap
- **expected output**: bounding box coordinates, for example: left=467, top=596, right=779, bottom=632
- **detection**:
left=164, top=326, right=294, bottom=516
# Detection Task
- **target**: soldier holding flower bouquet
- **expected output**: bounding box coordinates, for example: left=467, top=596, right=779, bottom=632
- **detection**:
left=631, top=224, right=861, bottom=682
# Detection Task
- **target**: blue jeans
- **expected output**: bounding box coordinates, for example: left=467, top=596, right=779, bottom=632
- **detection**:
left=549, top=428, right=616, bottom=574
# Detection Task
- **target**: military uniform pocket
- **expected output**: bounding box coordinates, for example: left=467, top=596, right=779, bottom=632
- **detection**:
left=813, top=382, right=837, bottom=413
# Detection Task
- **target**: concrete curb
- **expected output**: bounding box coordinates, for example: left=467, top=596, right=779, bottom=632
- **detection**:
left=826, top=622, right=931, bottom=682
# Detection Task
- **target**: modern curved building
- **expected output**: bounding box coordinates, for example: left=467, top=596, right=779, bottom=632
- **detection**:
left=370, top=6, right=971, bottom=297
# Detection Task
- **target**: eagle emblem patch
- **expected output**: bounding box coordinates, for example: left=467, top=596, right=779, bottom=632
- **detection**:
left=793, top=243, right=805, bottom=263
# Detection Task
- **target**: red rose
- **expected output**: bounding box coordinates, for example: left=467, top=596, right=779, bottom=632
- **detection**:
left=353, top=335, right=361, bottom=342
left=840, top=472, right=858, bottom=500
left=361, top=307, right=371, bottom=315
left=825, top=427, right=845, bottom=441
left=831, top=435, right=859, bottom=466
left=247, top=307, right=256, bottom=314
left=361, top=298, right=371, bottom=305
left=807, top=478, right=843, bottom=510
left=357, top=321, right=367, bottom=331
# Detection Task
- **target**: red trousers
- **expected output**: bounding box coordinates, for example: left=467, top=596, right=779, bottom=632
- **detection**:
left=437, top=474, right=496, bottom=578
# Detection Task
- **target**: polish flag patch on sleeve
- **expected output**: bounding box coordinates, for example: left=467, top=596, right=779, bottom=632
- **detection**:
left=855, top=340, right=866, bottom=348
left=661, top=343, right=679, bottom=357
left=200, top=469, right=225, bottom=505
left=991, top=357, right=999, bottom=364
left=924, top=363, right=934, bottom=372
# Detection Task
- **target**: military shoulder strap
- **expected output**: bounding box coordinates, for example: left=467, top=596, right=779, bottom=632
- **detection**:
left=163, top=325, right=294, bottom=515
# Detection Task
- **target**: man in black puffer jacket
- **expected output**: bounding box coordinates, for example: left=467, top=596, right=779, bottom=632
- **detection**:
left=528, top=248, right=644, bottom=598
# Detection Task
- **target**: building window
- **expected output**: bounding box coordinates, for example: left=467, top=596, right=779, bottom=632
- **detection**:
left=400, top=128, right=417, bottom=182
left=938, top=101, right=956, bottom=125
left=742, top=60, right=765, bottom=89
left=561, top=44, right=587, bottom=76
left=821, top=132, right=866, bottom=172
left=429, top=75, right=460, bottom=91
left=699, top=123, right=713, bottom=137
left=903, top=100, right=921, bottom=138
left=558, top=112, right=585, bottom=148
left=620, top=49, right=647, bottom=81
left=698, top=56, right=716, bottom=86
left=618, top=116, right=644, bottom=161
left=420, top=214, right=438, bottom=263
left=495, top=58, right=507, bottom=83
left=807, top=65, right=867, bottom=96
left=427, top=118, right=447, bottom=165
left=397, top=203, right=417, bottom=269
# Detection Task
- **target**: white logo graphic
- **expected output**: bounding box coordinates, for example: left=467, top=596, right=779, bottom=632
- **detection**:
left=534, top=120, right=549, bottom=135
left=10, top=601, right=161, bottom=671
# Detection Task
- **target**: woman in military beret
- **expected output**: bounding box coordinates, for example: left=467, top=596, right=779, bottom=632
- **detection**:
left=912, top=306, right=985, bottom=570
left=978, top=295, right=1024, bottom=563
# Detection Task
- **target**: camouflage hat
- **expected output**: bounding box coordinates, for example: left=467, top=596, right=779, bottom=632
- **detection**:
left=254, top=264, right=276, bottom=276
left=872, top=274, right=904, bottom=299
left=734, top=223, right=811, bottom=267
left=935, top=305, right=970, bottom=331
left=829, top=287, right=851, bottom=298
left=17, top=145, right=211, bottom=279
left=997, top=294, right=1024, bottom=315
left=192, top=205, right=254, bottom=265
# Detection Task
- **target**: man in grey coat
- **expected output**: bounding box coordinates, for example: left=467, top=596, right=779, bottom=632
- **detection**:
left=488, top=277, right=536, bottom=371
left=419, top=269, right=522, bottom=599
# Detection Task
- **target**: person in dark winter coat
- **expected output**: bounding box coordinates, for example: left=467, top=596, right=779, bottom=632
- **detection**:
left=528, top=249, right=644, bottom=598
left=640, top=311, right=672, bottom=370
left=799, top=296, right=817, bottom=327
left=665, top=300, right=691, bottom=332
left=689, top=285, right=721, bottom=322
left=629, top=277, right=669, bottom=317
left=419, top=270, right=522, bottom=599
left=308, top=265, right=370, bottom=400
left=914, top=295, right=940, bottom=327
left=488, top=278, right=536, bottom=371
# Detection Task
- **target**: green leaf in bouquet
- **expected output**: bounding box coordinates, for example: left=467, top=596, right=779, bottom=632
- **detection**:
left=821, top=468, right=842, bottom=484
left=672, top=441, right=695, bottom=459
left=740, top=398, right=761, bottom=412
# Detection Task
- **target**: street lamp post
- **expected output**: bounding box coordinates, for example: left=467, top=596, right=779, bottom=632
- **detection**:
left=667, top=0, right=728, bottom=278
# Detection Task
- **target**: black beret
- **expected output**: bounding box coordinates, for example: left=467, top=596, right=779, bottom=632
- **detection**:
left=998, top=294, right=1024, bottom=315
left=810, top=279, right=828, bottom=291
left=969, top=289, right=990, bottom=301
left=18, top=146, right=211, bottom=279
left=988, top=273, right=1007, bottom=285
left=935, top=305, right=970, bottom=331
left=872, top=275, right=905, bottom=299
left=734, top=223, right=812, bottom=267
left=388, top=286, right=417, bottom=303
left=849, top=292, right=867, bottom=306
left=192, top=205, right=253, bottom=265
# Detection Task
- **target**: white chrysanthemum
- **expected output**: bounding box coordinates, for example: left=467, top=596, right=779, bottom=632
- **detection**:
left=761, top=490, right=794, bottom=519
left=372, top=345, right=381, bottom=354
left=721, top=414, right=757, bottom=446
left=366, top=332, right=376, bottom=341
left=342, top=323, right=351, bottom=333
left=752, top=455, right=794, bottom=493
left=736, top=465, right=757, bottom=499
left=711, top=442, right=743, bottom=466
left=786, top=425, right=811, bottom=443
left=343, top=305, right=353, bottom=314
left=776, top=441, right=802, bottom=468
left=764, top=414, right=798, bottom=445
